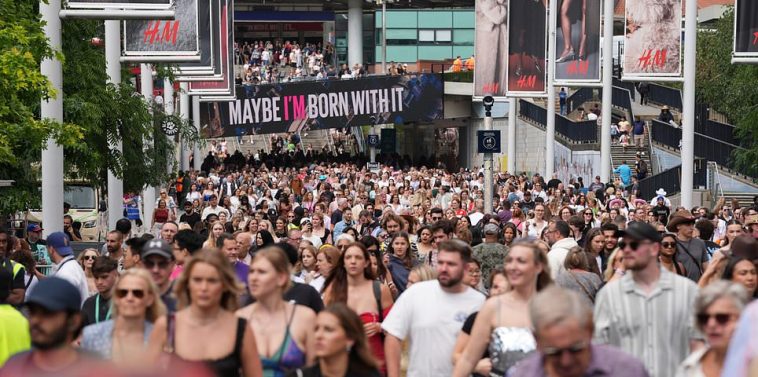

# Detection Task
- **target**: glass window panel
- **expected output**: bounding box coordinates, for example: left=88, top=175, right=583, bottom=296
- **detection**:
left=419, top=30, right=435, bottom=42
left=436, top=30, right=452, bottom=42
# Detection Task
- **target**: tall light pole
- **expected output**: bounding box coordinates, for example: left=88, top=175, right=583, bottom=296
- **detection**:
left=483, top=96, right=494, bottom=214
left=105, top=20, right=123, bottom=230
left=375, top=0, right=389, bottom=74
left=544, top=0, right=557, bottom=178
left=680, top=0, right=697, bottom=208
left=600, top=0, right=613, bottom=182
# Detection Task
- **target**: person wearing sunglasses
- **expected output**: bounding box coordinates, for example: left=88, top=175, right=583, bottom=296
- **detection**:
left=81, top=268, right=166, bottom=365
left=659, top=234, right=687, bottom=278
left=77, top=248, right=100, bottom=296
left=509, top=286, right=648, bottom=377
left=140, top=239, right=177, bottom=312
left=80, top=257, right=118, bottom=327
left=593, top=222, right=704, bottom=377
left=676, top=281, right=750, bottom=377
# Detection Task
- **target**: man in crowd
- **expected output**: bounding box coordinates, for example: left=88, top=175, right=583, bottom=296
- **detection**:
left=63, top=215, right=82, bottom=242
left=635, top=153, right=648, bottom=180
left=600, top=223, right=620, bottom=273
left=667, top=210, right=709, bottom=282
left=179, top=201, right=201, bottom=229
left=332, top=209, right=355, bottom=240
left=594, top=222, right=702, bottom=377
left=472, top=224, right=508, bottom=288
left=123, top=235, right=150, bottom=270
left=141, top=239, right=177, bottom=312
left=547, top=220, right=579, bottom=278
left=218, top=233, right=249, bottom=286
left=0, top=229, right=26, bottom=306
left=0, top=265, right=29, bottom=365
left=511, top=286, right=649, bottom=377
left=25, top=224, right=48, bottom=268
left=356, top=210, right=379, bottom=237
left=383, top=240, right=485, bottom=377
left=201, top=195, right=229, bottom=220
left=104, top=230, right=124, bottom=266
left=160, top=221, right=179, bottom=243
left=80, top=257, right=118, bottom=327
left=47, top=232, right=89, bottom=305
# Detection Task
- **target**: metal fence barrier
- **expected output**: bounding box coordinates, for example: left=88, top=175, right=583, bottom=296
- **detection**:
left=566, top=87, right=594, bottom=114
left=519, top=100, right=598, bottom=143
left=647, top=83, right=683, bottom=111
left=638, top=158, right=707, bottom=199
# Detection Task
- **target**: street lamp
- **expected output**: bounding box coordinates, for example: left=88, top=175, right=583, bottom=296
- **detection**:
left=374, top=0, right=394, bottom=74
left=482, top=95, right=494, bottom=214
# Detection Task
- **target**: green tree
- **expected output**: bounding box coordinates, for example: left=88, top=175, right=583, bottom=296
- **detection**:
left=696, top=7, right=758, bottom=177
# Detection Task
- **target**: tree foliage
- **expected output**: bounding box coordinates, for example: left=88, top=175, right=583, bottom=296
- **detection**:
left=0, top=2, right=199, bottom=216
left=696, top=7, right=758, bottom=177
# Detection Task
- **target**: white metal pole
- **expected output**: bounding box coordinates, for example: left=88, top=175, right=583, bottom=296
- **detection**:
left=192, top=96, right=202, bottom=171
left=179, top=82, right=191, bottom=171
left=507, top=98, right=517, bottom=173
left=382, top=1, right=387, bottom=74
left=370, top=125, right=377, bottom=163
left=347, top=0, right=363, bottom=68
left=40, top=0, right=64, bottom=236
left=141, top=64, right=156, bottom=231
left=544, top=0, right=557, bottom=178
left=164, top=78, right=175, bottom=174
left=600, top=0, right=613, bottom=182
left=681, top=0, right=697, bottom=208
left=484, top=109, right=494, bottom=214
left=105, top=20, right=124, bottom=230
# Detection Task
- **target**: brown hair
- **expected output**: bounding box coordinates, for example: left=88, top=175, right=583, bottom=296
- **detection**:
left=251, top=247, right=293, bottom=293
left=318, top=245, right=342, bottom=266
left=564, top=246, right=590, bottom=271
left=323, top=243, right=374, bottom=304
left=320, top=303, right=379, bottom=372
left=173, top=249, right=243, bottom=311
left=509, top=240, right=553, bottom=291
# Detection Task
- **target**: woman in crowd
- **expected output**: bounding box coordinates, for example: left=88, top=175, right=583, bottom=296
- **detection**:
left=314, top=246, right=342, bottom=293
left=582, top=208, right=599, bottom=229
left=415, top=226, right=434, bottom=262
left=78, top=248, right=99, bottom=296
left=9, top=249, right=40, bottom=300
left=295, top=245, right=320, bottom=288
left=502, top=223, right=519, bottom=247
left=525, top=204, right=548, bottom=239
left=254, top=230, right=276, bottom=253
left=675, top=281, right=750, bottom=376
left=660, top=233, right=687, bottom=277
left=237, top=247, right=316, bottom=377
left=508, top=208, right=526, bottom=234
left=187, top=183, right=202, bottom=203
left=335, top=234, right=355, bottom=252
left=466, top=258, right=485, bottom=293
left=202, top=182, right=217, bottom=202
left=148, top=249, right=263, bottom=377
left=453, top=241, right=553, bottom=377
left=300, top=219, right=322, bottom=248
left=559, top=206, right=574, bottom=222
left=406, top=264, right=436, bottom=289
left=322, top=243, right=394, bottom=372
left=555, top=247, right=603, bottom=306
left=273, top=216, right=288, bottom=241
left=582, top=228, right=605, bottom=278
left=719, top=220, right=745, bottom=253
left=286, top=303, right=381, bottom=377
left=204, top=221, right=225, bottom=249
left=301, top=192, right=315, bottom=213
left=82, top=269, right=166, bottom=366
left=311, top=213, right=332, bottom=245
left=721, top=256, right=758, bottom=298
left=452, top=269, right=510, bottom=377
left=603, top=249, right=625, bottom=282
left=386, top=232, right=416, bottom=295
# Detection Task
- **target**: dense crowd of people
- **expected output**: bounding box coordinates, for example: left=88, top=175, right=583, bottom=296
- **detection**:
left=2, top=152, right=758, bottom=377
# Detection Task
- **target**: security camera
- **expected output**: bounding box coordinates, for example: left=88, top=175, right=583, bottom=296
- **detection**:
left=483, top=96, right=494, bottom=107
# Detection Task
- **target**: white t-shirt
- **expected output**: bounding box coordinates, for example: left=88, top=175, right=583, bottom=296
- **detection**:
left=53, top=255, right=89, bottom=306
left=382, top=280, right=485, bottom=377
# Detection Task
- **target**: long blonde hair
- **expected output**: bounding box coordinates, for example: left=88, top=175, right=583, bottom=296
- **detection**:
left=203, top=221, right=224, bottom=249
left=173, top=249, right=244, bottom=311
left=111, top=268, right=167, bottom=322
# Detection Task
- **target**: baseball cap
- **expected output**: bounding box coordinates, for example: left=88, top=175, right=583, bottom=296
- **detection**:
left=25, top=277, right=82, bottom=312
left=483, top=223, right=500, bottom=235
left=618, top=222, right=662, bottom=243
left=27, top=224, right=43, bottom=232
left=47, top=232, right=73, bottom=256
left=142, top=239, right=173, bottom=260
left=300, top=217, right=312, bottom=225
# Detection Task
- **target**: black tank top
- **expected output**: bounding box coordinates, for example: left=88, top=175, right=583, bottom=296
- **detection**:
left=168, top=316, right=247, bottom=377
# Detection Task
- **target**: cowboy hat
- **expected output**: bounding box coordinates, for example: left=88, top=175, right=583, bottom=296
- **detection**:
left=655, top=188, right=667, bottom=196
left=666, top=210, right=696, bottom=232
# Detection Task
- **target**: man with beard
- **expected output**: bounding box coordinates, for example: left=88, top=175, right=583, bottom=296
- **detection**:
left=593, top=222, right=702, bottom=377
left=383, top=240, right=485, bottom=377
left=600, top=223, right=620, bottom=273
left=0, top=278, right=111, bottom=376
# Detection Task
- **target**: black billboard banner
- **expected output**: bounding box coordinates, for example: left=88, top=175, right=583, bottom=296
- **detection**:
left=734, top=0, right=758, bottom=58
left=553, top=0, right=601, bottom=84
left=198, top=74, right=445, bottom=138
left=623, top=0, right=681, bottom=79
left=174, top=0, right=219, bottom=77
left=123, top=0, right=199, bottom=60
left=506, top=0, right=548, bottom=96
left=474, top=0, right=508, bottom=99
left=190, top=0, right=234, bottom=96
left=67, top=0, right=172, bottom=9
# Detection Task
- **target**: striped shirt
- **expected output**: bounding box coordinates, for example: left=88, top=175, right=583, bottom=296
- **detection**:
left=593, top=267, right=702, bottom=377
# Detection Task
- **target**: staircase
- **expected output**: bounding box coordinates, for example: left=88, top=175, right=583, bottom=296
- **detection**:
left=224, top=128, right=335, bottom=157
left=610, top=130, right=652, bottom=182
left=723, top=192, right=757, bottom=209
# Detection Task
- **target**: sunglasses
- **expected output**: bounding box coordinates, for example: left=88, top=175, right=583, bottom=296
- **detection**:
left=618, top=240, right=650, bottom=251
left=115, top=288, right=145, bottom=299
left=696, top=313, right=735, bottom=327
left=144, top=260, right=170, bottom=269
left=661, top=242, right=676, bottom=248
left=542, top=341, right=589, bottom=358
left=83, top=255, right=97, bottom=261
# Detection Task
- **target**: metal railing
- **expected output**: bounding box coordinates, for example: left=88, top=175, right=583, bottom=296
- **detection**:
left=698, top=119, right=738, bottom=147
left=651, top=119, right=746, bottom=171
left=638, top=158, right=707, bottom=199
left=611, top=86, right=635, bottom=120
left=518, top=100, right=598, bottom=143
left=647, top=83, right=683, bottom=111
left=613, top=78, right=636, bottom=101
left=651, top=119, right=681, bottom=150
left=566, top=87, right=594, bottom=114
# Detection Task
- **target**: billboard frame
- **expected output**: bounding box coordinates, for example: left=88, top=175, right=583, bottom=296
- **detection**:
left=732, top=0, right=758, bottom=63
left=621, top=0, right=683, bottom=81
left=551, top=0, right=603, bottom=87
left=121, top=0, right=201, bottom=62
left=504, top=0, right=549, bottom=98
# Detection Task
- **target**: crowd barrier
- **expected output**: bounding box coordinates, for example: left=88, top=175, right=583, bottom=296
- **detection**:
left=637, top=158, right=707, bottom=199
left=519, top=100, right=598, bottom=143
left=566, top=87, right=595, bottom=114
left=612, top=78, right=636, bottom=101
left=647, top=83, right=683, bottom=111
left=651, top=119, right=744, bottom=170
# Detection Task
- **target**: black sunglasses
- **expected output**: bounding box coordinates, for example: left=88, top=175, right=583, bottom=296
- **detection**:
left=542, top=341, right=589, bottom=358
left=697, top=313, right=735, bottom=327
left=83, top=255, right=97, bottom=261
left=618, top=240, right=649, bottom=251
left=144, top=260, right=170, bottom=269
left=661, top=242, right=676, bottom=248
left=115, top=288, right=145, bottom=299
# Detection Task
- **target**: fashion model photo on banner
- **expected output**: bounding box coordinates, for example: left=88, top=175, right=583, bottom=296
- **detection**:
left=623, top=0, right=681, bottom=77
left=554, top=0, right=601, bottom=82
left=734, top=0, right=758, bottom=56
left=507, top=0, right=547, bottom=95
left=474, top=0, right=508, bottom=97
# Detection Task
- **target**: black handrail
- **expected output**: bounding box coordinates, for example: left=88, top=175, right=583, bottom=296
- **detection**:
left=699, top=120, right=738, bottom=147
left=638, top=158, right=707, bottom=199
left=519, top=100, right=597, bottom=143
left=651, top=119, right=744, bottom=170
left=611, top=86, right=635, bottom=120
left=566, top=87, right=594, bottom=114
left=613, top=78, right=636, bottom=101
left=647, top=83, right=683, bottom=111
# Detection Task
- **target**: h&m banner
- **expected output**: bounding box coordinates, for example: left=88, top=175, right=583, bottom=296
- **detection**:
left=622, top=0, right=682, bottom=79
left=733, top=0, right=758, bottom=59
left=553, top=0, right=602, bottom=84
left=474, top=0, right=509, bottom=99
left=123, top=0, right=200, bottom=61
left=506, top=0, right=548, bottom=97
left=198, top=74, right=444, bottom=138
left=66, top=0, right=172, bottom=9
